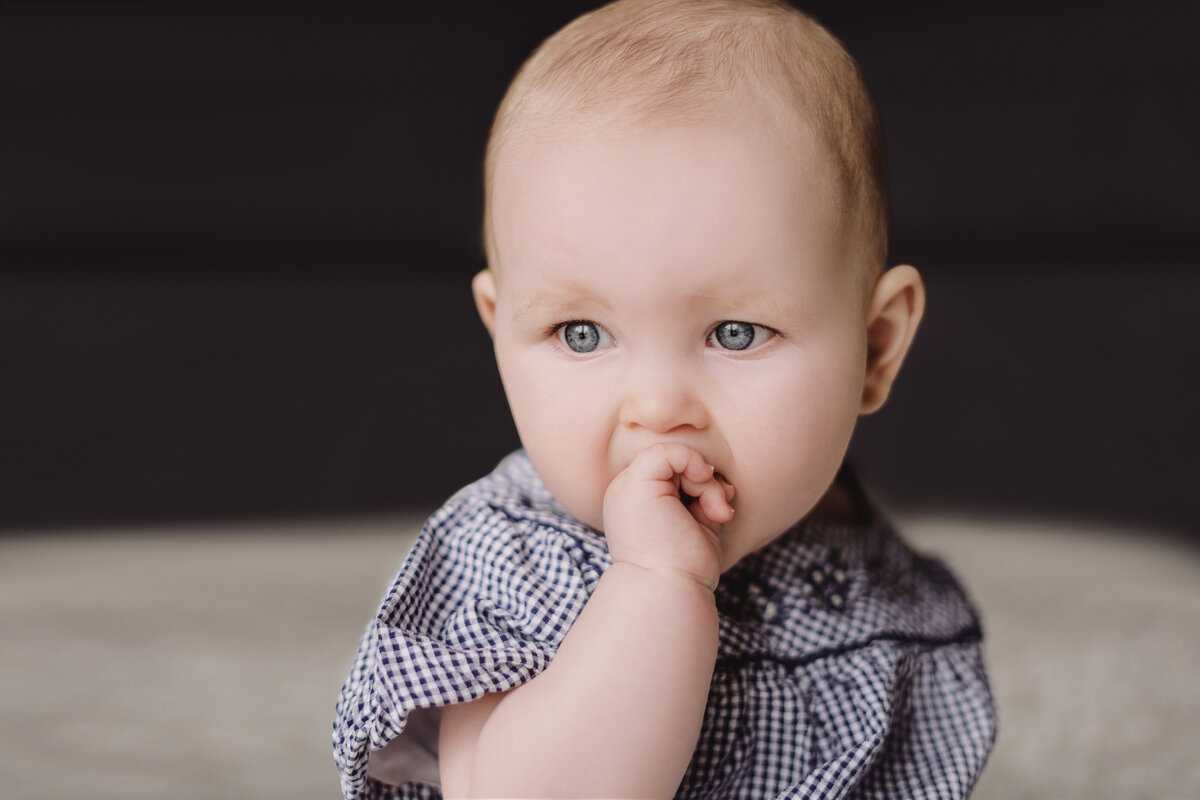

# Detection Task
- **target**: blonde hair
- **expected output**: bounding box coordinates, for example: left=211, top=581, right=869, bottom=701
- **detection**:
left=483, top=0, right=889, bottom=277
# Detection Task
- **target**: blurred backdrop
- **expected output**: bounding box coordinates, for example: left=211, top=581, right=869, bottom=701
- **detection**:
left=2, top=0, right=1198, bottom=534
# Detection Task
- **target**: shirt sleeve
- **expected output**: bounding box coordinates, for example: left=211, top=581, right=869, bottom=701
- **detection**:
left=333, top=494, right=602, bottom=799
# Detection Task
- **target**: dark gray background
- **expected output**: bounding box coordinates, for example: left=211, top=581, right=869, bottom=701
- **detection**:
left=2, top=1, right=1197, bottom=533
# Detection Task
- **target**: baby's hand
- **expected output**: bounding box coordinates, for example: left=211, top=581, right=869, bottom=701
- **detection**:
left=602, top=443, right=735, bottom=591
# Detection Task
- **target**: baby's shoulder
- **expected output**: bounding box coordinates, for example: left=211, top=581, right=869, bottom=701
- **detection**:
left=371, top=452, right=609, bottom=638
left=414, top=451, right=611, bottom=579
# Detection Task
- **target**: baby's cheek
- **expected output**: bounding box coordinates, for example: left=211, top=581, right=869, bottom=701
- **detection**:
left=735, top=395, right=848, bottom=514
left=531, top=444, right=610, bottom=531
left=570, top=481, right=608, bottom=533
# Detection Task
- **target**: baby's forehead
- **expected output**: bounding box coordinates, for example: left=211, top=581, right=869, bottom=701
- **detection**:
left=502, top=92, right=828, bottom=174
left=491, top=107, right=855, bottom=300
left=495, top=102, right=843, bottom=228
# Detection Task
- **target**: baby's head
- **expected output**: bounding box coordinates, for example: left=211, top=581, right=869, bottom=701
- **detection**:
left=473, top=0, right=925, bottom=568
left=485, top=0, right=890, bottom=288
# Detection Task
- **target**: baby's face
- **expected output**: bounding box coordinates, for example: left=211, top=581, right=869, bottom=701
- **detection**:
left=482, top=109, right=870, bottom=569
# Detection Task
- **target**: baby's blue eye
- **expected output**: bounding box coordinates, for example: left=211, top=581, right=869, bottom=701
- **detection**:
left=711, top=321, right=765, bottom=351
left=559, top=321, right=611, bottom=353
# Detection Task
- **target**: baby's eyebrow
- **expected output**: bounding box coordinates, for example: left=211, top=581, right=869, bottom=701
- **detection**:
left=690, top=291, right=796, bottom=320
left=513, top=287, right=613, bottom=320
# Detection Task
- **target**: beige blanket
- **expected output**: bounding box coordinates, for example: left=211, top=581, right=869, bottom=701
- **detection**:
left=2, top=514, right=1196, bottom=798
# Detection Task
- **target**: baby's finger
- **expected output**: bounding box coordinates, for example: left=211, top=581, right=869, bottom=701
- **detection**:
left=665, top=443, right=719, bottom=487
left=716, top=472, right=735, bottom=503
left=687, top=501, right=726, bottom=549
left=627, top=442, right=715, bottom=487
left=678, top=475, right=733, bottom=523
left=687, top=491, right=733, bottom=538
left=698, top=481, right=734, bottom=523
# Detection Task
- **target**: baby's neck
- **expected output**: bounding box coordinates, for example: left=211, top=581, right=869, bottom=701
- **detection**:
left=804, top=478, right=862, bottom=525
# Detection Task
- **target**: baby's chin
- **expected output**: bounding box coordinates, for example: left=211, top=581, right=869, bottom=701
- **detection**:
left=717, top=499, right=823, bottom=573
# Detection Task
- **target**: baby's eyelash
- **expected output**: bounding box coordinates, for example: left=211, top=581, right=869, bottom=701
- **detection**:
left=706, top=322, right=781, bottom=336
left=550, top=320, right=615, bottom=354
left=706, top=321, right=780, bottom=352
left=542, top=320, right=779, bottom=353
left=545, top=321, right=594, bottom=340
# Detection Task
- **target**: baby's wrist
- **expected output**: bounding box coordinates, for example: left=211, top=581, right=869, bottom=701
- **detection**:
left=608, top=558, right=720, bottom=594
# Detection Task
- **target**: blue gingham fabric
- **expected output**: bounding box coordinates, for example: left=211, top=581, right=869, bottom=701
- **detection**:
left=333, top=451, right=995, bottom=799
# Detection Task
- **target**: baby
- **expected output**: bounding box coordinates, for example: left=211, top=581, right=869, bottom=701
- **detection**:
left=334, top=1, right=995, bottom=798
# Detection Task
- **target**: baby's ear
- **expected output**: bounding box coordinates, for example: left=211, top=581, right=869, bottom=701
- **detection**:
left=860, top=265, right=925, bottom=414
left=472, top=269, right=498, bottom=337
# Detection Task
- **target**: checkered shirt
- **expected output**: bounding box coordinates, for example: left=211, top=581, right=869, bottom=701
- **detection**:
left=333, top=451, right=995, bottom=799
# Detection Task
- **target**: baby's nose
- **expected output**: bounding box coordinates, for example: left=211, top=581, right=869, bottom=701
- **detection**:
left=617, top=367, right=709, bottom=433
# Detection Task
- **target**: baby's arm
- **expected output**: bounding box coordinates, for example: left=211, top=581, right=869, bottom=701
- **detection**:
left=439, top=444, right=733, bottom=799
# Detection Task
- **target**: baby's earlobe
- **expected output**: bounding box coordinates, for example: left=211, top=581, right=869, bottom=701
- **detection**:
left=472, top=269, right=499, bottom=336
